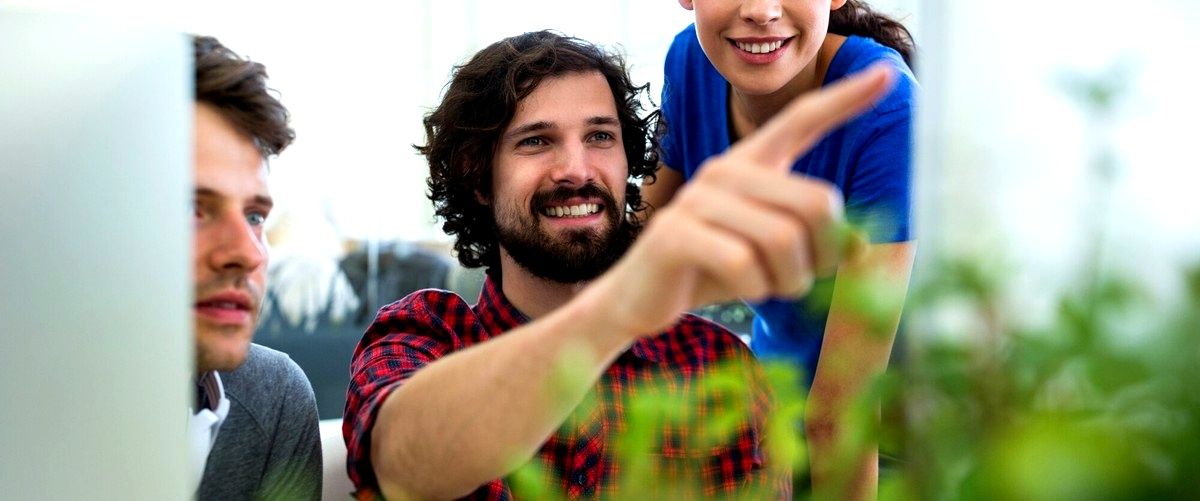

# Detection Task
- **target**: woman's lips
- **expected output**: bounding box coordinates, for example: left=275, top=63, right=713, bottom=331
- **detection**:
left=728, top=36, right=792, bottom=65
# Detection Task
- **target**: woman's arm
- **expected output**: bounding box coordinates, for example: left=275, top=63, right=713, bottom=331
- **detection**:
left=807, top=240, right=915, bottom=501
left=639, top=163, right=685, bottom=219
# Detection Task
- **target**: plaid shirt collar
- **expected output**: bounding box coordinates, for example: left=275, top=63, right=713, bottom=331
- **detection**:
left=475, top=272, right=666, bottom=363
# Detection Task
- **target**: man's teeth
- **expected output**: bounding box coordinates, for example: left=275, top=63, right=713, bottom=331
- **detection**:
left=201, top=301, right=242, bottom=310
left=543, top=204, right=601, bottom=218
left=736, top=40, right=784, bottom=54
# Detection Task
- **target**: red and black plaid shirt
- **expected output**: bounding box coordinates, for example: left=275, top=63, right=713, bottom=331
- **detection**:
left=344, top=275, right=789, bottom=500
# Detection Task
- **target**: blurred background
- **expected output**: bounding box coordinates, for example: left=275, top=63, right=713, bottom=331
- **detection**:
left=4, top=0, right=1199, bottom=499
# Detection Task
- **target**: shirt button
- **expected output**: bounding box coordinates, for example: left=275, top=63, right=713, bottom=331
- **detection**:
left=573, top=472, right=587, bottom=486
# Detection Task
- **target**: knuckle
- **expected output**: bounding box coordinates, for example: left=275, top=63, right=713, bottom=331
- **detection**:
left=816, top=183, right=845, bottom=222
left=694, top=160, right=718, bottom=181
left=795, top=176, right=840, bottom=215
left=790, top=269, right=815, bottom=297
left=765, top=221, right=801, bottom=252
left=721, top=244, right=756, bottom=276
left=649, top=206, right=677, bottom=228
left=743, top=278, right=770, bottom=302
left=646, top=211, right=688, bottom=246
left=742, top=264, right=771, bottom=300
left=672, top=184, right=707, bottom=212
left=697, top=159, right=736, bottom=184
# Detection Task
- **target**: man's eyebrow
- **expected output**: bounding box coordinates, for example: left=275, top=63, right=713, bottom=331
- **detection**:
left=193, top=187, right=273, bottom=208
left=504, top=116, right=619, bottom=140
left=252, top=195, right=274, bottom=209
left=504, top=121, right=554, bottom=139
left=588, top=116, right=620, bottom=126
left=194, top=187, right=219, bottom=199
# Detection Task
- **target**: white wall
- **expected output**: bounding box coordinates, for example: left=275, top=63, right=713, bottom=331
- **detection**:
left=0, top=0, right=917, bottom=246
left=915, top=0, right=1200, bottom=332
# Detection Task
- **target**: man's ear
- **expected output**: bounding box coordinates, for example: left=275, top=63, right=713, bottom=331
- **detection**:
left=831, top=0, right=848, bottom=11
left=678, top=0, right=695, bottom=11
left=469, top=160, right=492, bottom=205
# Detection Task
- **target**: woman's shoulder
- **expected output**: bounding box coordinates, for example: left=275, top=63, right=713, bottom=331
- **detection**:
left=662, top=23, right=728, bottom=119
left=665, top=23, right=709, bottom=70
left=668, top=23, right=699, bottom=51
left=834, top=36, right=912, bottom=75
left=829, top=36, right=916, bottom=116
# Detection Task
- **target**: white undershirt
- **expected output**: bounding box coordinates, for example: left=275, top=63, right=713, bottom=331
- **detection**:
left=186, top=371, right=230, bottom=494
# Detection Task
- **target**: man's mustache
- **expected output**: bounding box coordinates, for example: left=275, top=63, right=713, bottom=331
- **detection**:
left=530, top=184, right=618, bottom=214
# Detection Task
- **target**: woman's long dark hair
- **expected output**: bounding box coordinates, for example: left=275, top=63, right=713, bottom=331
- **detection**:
left=829, top=0, right=916, bottom=69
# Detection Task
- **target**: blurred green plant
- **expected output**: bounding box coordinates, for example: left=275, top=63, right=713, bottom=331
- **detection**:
left=500, top=258, right=1198, bottom=500
left=496, top=64, right=1200, bottom=501
left=897, top=257, right=1200, bottom=501
left=888, top=64, right=1200, bottom=500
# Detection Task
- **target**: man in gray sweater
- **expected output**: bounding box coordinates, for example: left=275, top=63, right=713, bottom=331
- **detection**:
left=188, top=35, right=322, bottom=500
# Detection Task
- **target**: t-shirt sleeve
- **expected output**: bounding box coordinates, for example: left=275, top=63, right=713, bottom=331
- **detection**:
left=844, top=71, right=915, bottom=244
left=342, top=291, right=467, bottom=498
left=659, top=29, right=688, bottom=172
left=260, top=356, right=324, bottom=500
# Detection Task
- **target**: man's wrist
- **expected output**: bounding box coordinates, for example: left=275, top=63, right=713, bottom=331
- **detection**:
left=557, top=277, right=644, bottom=354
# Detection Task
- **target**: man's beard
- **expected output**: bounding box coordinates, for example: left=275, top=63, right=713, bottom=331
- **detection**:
left=494, top=184, right=638, bottom=283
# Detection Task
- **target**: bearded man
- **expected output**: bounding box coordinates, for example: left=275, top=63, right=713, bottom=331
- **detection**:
left=342, top=31, right=896, bottom=500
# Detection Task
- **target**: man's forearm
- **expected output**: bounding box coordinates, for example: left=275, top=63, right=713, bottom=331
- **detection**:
left=369, top=291, right=634, bottom=500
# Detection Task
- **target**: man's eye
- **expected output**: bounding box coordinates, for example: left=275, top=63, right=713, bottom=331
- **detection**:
left=591, top=131, right=615, bottom=142
left=193, top=202, right=209, bottom=221
left=246, top=212, right=267, bottom=226
left=518, top=137, right=545, bottom=147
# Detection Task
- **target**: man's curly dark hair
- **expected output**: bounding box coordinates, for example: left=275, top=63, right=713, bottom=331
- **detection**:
left=193, top=35, right=294, bottom=157
left=416, top=30, right=661, bottom=270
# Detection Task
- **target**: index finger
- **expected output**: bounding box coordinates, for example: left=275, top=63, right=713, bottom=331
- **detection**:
left=731, top=62, right=898, bottom=172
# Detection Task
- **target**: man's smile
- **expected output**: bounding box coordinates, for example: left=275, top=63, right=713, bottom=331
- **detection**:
left=541, top=203, right=602, bottom=218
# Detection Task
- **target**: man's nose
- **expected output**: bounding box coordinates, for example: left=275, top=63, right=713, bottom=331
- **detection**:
left=208, top=214, right=266, bottom=273
left=551, top=142, right=595, bottom=186
left=741, top=0, right=782, bottom=25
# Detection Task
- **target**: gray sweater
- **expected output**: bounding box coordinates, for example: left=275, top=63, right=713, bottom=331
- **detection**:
left=199, top=344, right=323, bottom=500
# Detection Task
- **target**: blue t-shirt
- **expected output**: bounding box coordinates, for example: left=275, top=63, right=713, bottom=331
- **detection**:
left=660, top=24, right=915, bottom=378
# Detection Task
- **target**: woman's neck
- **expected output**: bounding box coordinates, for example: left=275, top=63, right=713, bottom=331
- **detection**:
left=729, top=34, right=847, bottom=141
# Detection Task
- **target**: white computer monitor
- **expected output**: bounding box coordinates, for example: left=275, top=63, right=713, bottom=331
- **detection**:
left=0, top=10, right=191, bottom=499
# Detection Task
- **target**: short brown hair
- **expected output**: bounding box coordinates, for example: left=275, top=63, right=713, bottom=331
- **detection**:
left=193, top=35, right=294, bottom=157
left=417, top=31, right=661, bottom=270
